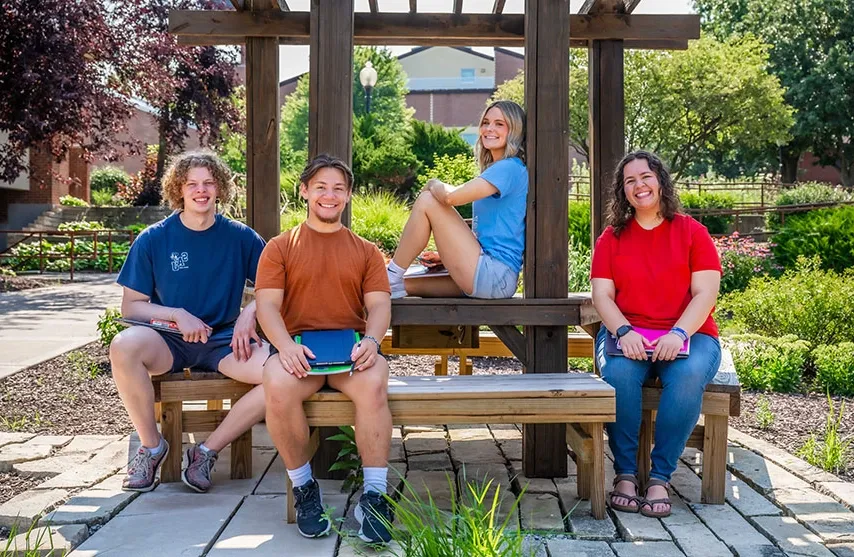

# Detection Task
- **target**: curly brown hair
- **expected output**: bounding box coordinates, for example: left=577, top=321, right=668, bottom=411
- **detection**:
left=606, top=150, right=682, bottom=237
left=161, top=151, right=235, bottom=210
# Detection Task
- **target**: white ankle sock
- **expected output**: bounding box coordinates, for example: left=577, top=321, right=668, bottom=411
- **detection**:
left=199, top=443, right=213, bottom=455
left=387, top=260, right=406, bottom=280
left=363, top=467, right=388, bottom=494
left=147, top=437, right=165, bottom=455
left=287, top=462, right=313, bottom=488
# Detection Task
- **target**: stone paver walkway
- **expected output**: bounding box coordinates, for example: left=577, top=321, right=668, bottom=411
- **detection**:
left=1, top=420, right=852, bottom=556
left=0, top=274, right=122, bottom=380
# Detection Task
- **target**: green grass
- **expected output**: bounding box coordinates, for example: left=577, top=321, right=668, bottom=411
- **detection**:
left=2, top=520, right=63, bottom=556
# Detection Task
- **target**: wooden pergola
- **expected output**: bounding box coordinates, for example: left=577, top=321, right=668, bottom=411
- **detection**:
left=170, top=0, right=699, bottom=479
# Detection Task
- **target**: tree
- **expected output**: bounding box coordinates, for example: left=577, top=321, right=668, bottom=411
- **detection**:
left=0, top=0, right=136, bottom=182
left=696, top=0, right=854, bottom=185
left=492, top=36, right=794, bottom=179
left=280, top=47, right=416, bottom=191
left=112, top=0, right=241, bottom=203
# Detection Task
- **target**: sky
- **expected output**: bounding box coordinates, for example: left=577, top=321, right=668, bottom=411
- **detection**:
left=275, top=0, right=696, bottom=82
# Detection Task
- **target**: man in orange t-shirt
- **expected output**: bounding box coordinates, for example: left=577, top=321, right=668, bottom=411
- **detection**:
left=255, top=154, right=392, bottom=544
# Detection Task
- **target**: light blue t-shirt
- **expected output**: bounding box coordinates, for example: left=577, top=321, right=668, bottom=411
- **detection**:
left=117, top=213, right=265, bottom=329
left=472, top=157, right=528, bottom=274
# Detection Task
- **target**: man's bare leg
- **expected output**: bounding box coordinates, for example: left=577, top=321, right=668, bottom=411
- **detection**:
left=110, top=326, right=173, bottom=448
left=202, top=343, right=271, bottom=452
left=262, top=356, right=325, bottom=469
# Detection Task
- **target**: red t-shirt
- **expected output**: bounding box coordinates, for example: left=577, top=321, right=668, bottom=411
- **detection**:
left=590, top=213, right=722, bottom=338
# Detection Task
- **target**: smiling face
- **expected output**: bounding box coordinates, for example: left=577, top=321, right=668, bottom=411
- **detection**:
left=622, top=158, right=661, bottom=214
left=300, top=166, right=352, bottom=225
left=181, top=167, right=218, bottom=216
left=479, top=106, right=509, bottom=156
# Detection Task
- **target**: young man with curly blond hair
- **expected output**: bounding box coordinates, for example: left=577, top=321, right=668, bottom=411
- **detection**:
left=111, top=151, right=268, bottom=493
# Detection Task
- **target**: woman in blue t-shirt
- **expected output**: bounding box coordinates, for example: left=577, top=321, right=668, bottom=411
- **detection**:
left=387, top=100, right=528, bottom=299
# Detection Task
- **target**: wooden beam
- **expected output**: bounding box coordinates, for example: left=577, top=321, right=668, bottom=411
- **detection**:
left=454, top=0, right=463, bottom=15
left=368, top=0, right=379, bottom=14
left=492, top=0, right=506, bottom=14
left=245, top=36, right=280, bottom=241
left=588, top=40, right=625, bottom=245
left=308, top=0, right=354, bottom=479
left=523, top=0, right=570, bottom=479
left=488, top=325, right=528, bottom=366
left=410, top=0, right=417, bottom=13
left=177, top=33, right=688, bottom=49
left=624, top=0, right=641, bottom=12
left=169, top=11, right=700, bottom=42
left=229, top=0, right=244, bottom=11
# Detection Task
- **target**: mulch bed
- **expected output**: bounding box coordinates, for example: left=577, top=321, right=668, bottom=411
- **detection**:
left=0, top=342, right=133, bottom=436
left=730, top=391, right=854, bottom=482
left=0, top=275, right=69, bottom=293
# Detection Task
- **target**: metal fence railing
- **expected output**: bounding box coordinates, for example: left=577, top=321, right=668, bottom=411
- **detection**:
left=0, top=229, right=138, bottom=280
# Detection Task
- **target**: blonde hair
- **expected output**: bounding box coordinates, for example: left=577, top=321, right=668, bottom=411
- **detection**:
left=161, top=151, right=235, bottom=210
left=474, top=100, right=527, bottom=173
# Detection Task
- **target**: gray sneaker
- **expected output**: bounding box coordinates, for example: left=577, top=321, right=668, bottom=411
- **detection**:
left=182, top=444, right=218, bottom=493
left=122, top=439, right=169, bottom=492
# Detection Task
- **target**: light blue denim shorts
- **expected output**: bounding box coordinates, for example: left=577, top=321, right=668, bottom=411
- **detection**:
left=469, top=252, right=520, bottom=299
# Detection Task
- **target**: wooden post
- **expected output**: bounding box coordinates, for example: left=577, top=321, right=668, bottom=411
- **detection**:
left=523, top=0, right=570, bottom=478
left=637, top=408, right=654, bottom=485
left=702, top=414, right=727, bottom=504
left=588, top=39, right=625, bottom=246
left=160, top=401, right=183, bottom=483
left=245, top=34, right=281, bottom=241
left=308, top=0, right=354, bottom=479
left=230, top=393, right=253, bottom=480
left=308, top=0, right=354, bottom=227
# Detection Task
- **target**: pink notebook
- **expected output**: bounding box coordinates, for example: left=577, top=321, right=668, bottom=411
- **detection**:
left=605, top=327, right=690, bottom=358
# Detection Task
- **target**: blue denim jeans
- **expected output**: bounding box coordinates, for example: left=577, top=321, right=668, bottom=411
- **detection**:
left=596, top=327, right=721, bottom=483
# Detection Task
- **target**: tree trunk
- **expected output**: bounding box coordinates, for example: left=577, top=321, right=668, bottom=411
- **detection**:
left=156, top=107, right=170, bottom=184
left=779, top=145, right=801, bottom=184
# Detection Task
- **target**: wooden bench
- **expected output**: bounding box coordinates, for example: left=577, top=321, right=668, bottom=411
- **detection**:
left=152, top=370, right=255, bottom=483
left=637, top=347, right=740, bottom=504
left=286, top=373, right=616, bottom=521
left=380, top=330, right=595, bottom=375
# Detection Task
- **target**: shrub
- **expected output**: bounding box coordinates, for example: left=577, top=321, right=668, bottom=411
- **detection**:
left=568, top=201, right=591, bottom=251
left=97, top=307, right=125, bottom=347
left=720, top=256, right=854, bottom=346
left=58, top=220, right=105, bottom=232
left=568, top=245, right=591, bottom=293
left=768, top=181, right=850, bottom=229
left=91, top=188, right=127, bottom=207
left=679, top=191, right=736, bottom=234
left=6, top=239, right=131, bottom=272
left=90, top=166, right=131, bottom=193
left=812, top=343, right=854, bottom=397
left=125, top=223, right=149, bottom=236
left=755, top=395, right=775, bottom=429
left=59, top=195, right=88, bottom=207
left=714, top=232, right=779, bottom=293
left=351, top=191, right=410, bottom=254
left=772, top=206, right=854, bottom=272
left=408, top=119, right=472, bottom=171
left=726, top=334, right=809, bottom=392
left=416, top=153, right=478, bottom=219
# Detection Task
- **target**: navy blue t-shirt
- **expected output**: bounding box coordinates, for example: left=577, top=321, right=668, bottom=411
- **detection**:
left=117, top=213, right=265, bottom=329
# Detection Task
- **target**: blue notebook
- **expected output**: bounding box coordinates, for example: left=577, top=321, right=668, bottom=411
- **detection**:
left=295, top=329, right=361, bottom=375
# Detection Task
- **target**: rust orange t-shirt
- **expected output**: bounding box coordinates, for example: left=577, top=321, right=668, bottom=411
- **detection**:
left=254, top=223, right=390, bottom=335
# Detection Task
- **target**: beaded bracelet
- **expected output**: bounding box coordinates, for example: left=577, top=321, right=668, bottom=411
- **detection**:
left=363, top=335, right=382, bottom=352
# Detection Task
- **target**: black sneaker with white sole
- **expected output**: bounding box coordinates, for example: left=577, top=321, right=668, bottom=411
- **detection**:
left=355, top=491, right=393, bottom=544
left=293, top=479, right=331, bottom=538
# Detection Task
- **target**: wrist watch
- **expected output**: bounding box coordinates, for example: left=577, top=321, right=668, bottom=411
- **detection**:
left=615, top=324, right=634, bottom=339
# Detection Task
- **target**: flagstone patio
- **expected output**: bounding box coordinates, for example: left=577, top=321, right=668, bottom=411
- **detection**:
left=1, top=416, right=853, bottom=556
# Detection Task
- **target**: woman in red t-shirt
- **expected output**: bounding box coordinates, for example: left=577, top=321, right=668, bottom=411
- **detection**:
left=591, top=151, right=722, bottom=519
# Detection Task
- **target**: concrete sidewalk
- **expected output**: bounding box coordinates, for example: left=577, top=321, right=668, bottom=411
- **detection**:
left=0, top=275, right=122, bottom=380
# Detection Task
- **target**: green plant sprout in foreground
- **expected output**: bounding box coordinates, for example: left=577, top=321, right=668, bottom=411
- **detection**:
left=796, top=396, right=851, bottom=475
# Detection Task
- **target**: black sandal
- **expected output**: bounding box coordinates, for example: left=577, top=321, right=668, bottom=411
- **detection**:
left=609, top=474, right=642, bottom=513
left=640, top=478, right=672, bottom=518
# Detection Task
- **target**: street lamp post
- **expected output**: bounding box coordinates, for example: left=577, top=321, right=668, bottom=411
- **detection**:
left=359, top=61, right=378, bottom=113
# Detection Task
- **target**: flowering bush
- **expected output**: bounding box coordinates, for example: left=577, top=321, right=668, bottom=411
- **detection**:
left=714, top=232, right=779, bottom=293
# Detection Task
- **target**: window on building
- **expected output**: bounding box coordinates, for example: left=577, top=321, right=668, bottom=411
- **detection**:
left=460, top=68, right=475, bottom=84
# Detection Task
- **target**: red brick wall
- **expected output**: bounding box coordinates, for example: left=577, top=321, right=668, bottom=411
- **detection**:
left=799, top=152, right=842, bottom=185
